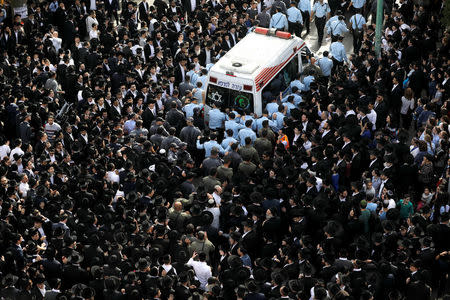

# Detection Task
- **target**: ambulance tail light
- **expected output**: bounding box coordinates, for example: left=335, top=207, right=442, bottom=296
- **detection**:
left=210, top=76, right=217, bottom=83
left=243, top=85, right=253, bottom=91
left=276, top=31, right=292, bottom=39
left=254, top=27, right=269, bottom=35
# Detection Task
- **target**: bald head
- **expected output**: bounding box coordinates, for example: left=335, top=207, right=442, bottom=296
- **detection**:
left=174, top=201, right=183, bottom=211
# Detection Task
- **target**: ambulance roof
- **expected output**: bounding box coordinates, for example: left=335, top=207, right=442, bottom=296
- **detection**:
left=212, top=30, right=306, bottom=80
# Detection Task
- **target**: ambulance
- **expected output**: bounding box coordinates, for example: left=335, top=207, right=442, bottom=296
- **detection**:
left=205, top=27, right=310, bottom=116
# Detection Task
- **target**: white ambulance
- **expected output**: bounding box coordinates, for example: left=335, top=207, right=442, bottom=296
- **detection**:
left=205, top=27, right=310, bottom=116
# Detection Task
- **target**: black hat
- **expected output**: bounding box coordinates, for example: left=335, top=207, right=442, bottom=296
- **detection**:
left=81, top=287, right=96, bottom=299
left=2, top=273, right=18, bottom=286
left=200, top=211, right=214, bottom=226
left=290, top=208, right=304, bottom=217
left=69, top=253, right=84, bottom=264
left=136, top=257, right=150, bottom=270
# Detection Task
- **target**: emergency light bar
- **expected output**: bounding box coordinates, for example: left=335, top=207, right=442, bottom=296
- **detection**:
left=253, top=27, right=292, bottom=39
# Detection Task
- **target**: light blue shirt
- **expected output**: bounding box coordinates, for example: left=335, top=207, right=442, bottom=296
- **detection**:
left=318, top=57, right=333, bottom=76
left=187, top=70, right=199, bottom=85
left=350, top=13, right=366, bottom=30
left=282, top=93, right=302, bottom=106
left=290, top=79, right=305, bottom=92
left=198, top=75, right=208, bottom=88
left=49, top=1, right=59, bottom=12
left=266, top=102, right=279, bottom=116
left=330, top=41, right=347, bottom=62
left=238, top=127, right=257, bottom=145
left=312, top=1, right=330, bottom=18
left=206, top=63, right=215, bottom=72
left=240, top=115, right=257, bottom=131
left=302, top=75, right=315, bottom=91
left=183, top=103, right=203, bottom=118
left=351, top=0, right=366, bottom=9
left=327, top=20, right=348, bottom=36
left=283, top=102, right=296, bottom=116
left=222, top=136, right=238, bottom=149
left=270, top=12, right=288, bottom=30
left=273, top=111, right=285, bottom=130
left=325, top=15, right=339, bottom=30
left=287, top=7, right=303, bottom=24
left=255, top=116, right=277, bottom=132
left=196, top=140, right=227, bottom=157
left=298, top=0, right=311, bottom=13
left=208, top=108, right=226, bottom=129
left=124, top=119, right=136, bottom=133
left=225, top=119, right=246, bottom=139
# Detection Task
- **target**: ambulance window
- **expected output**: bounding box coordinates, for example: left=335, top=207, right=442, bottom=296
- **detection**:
left=206, top=84, right=254, bottom=113
left=281, top=55, right=299, bottom=86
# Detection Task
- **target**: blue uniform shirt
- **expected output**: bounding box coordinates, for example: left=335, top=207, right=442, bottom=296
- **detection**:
left=183, top=103, right=203, bottom=118
left=238, top=127, right=257, bottom=145
left=282, top=93, right=302, bottom=106
left=312, top=1, right=330, bottom=18
left=318, top=57, right=333, bottom=76
left=255, top=116, right=277, bottom=132
left=196, top=140, right=227, bottom=157
left=290, top=79, right=305, bottom=92
left=298, top=0, right=311, bottom=13
left=225, top=119, right=246, bottom=139
left=302, top=75, right=315, bottom=91
left=222, top=136, right=238, bottom=149
left=330, top=41, right=348, bottom=62
left=351, top=0, right=366, bottom=9
left=273, top=111, right=285, bottom=130
left=350, top=13, right=366, bottom=30
left=270, top=12, right=289, bottom=30
left=208, top=108, right=226, bottom=129
left=287, top=7, right=303, bottom=24
left=325, top=15, right=339, bottom=30
left=327, top=20, right=349, bottom=36
left=266, top=102, right=280, bottom=116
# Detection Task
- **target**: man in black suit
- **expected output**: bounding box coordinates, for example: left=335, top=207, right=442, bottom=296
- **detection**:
left=373, top=93, right=388, bottom=129
left=105, top=0, right=120, bottom=21
left=62, top=16, right=77, bottom=49
left=138, top=0, right=150, bottom=22
left=182, top=0, right=200, bottom=16
left=388, top=76, right=403, bottom=118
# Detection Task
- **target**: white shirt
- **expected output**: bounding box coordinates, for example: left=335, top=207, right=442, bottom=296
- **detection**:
left=190, top=0, right=196, bottom=11
left=10, top=147, right=24, bottom=163
left=107, top=170, right=120, bottom=183
left=400, top=96, right=414, bottom=115
left=366, top=109, right=377, bottom=130
left=205, top=207, right=221, bottom=229
left=187, top=258, right=212, bottom=290
left=19, top=181, right=30, bottom=197
left=0, top=144, right=11, bottom=160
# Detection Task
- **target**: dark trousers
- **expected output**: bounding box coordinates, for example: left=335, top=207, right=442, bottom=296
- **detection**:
left=288, top=22, right=302, bottom=36
left=301, top=11, right=310, bottom=33
left=331, top=57, right=343, bottom=74
left=315, top=16, right=326, bottom=44
left=352, top=30, right=362, bottom=53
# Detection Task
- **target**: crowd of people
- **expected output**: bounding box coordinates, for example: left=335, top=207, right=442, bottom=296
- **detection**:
left=0, top=0, right=449, bottom=298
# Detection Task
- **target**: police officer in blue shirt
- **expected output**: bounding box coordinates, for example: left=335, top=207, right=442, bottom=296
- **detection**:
left=282, top=86, right=302, bottom=106
left=349, top=13, right=366, bottom=52
left=208, top=102, right=226, bottom=132
left=225, top=112, right=246, bottom=139
left=348, top=0, right=365, bottom=14
left=265, top=98, right=280, bottom=116
left=182, top=97, right=203, bottom=118
left=311, top=0, right=330, bottom=46
left=221, top=129, right=238, bottom=149
left=255, top=110, right=277, bottom=132
left=238, top=120, right=257, bottom=146
left=318, top=51, right=333, bottom=83
left=196, top=132, right=228, bottom=157
left=287, top=1, right=303, bottom=36
left=327, top=15, right=348, bottom=42
left=330, top=35, right=348, bottom=73
left=270, top=6, right=289, bottom=31
left=298, top=0, right=311, bottom=34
